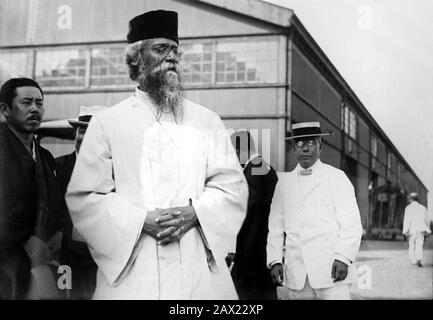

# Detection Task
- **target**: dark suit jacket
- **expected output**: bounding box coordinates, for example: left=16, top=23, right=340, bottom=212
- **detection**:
left=0, top=125, right=67, bottom=299
left=56, top=152, right=97, bottom=299
left=232, top=155, right=278, bottom=299
left=55, top=152, right=76, bottom=198
left=56, top=151, right=96, bottom=269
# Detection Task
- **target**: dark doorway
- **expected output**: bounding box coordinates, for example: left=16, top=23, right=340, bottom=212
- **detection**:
left=343, top=155, right=357, bottom=189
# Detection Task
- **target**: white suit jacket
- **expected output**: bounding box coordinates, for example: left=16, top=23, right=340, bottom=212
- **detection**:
left=66, top=89, right=248, bottom=299
left=267, top=160, right=363, bottom=290
left=403, top=201, right=431, bottom=235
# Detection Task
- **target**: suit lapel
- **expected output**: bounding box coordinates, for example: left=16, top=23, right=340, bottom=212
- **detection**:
left=2, top=126, right=36, bottom=192
left=297, top=161, right=324, bottom=203
left=295, top=172, right=303, bottom=205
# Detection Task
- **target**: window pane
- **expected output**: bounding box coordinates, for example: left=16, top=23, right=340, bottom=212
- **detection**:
left=216, top=37, right=278, bottom=84
left=36, top=49, right=87, bottom=88
left=344, top=106, right=350, bottom=135
left=349, top=111, right=357, bottom=139
left=90, top=47, right=133, bottom=87
left=181, top=36, right=279, bottom=86
left=181, top=42, right=214, bottom=85
left=236, top=73, right=245, bottom=82
left=0, top=51, right=33, bottom=85
left=203, top=63, right=212, bottom=72
left=216, top=73, right=225, bottom=82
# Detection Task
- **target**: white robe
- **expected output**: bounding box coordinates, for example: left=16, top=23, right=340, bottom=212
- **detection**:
left=65, top=89, right=248, bottom=299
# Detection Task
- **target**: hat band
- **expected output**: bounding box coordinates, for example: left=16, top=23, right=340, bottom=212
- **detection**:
left=292, top=127, right=322, bottom=137
left=78, top=115, right=92, bottom=122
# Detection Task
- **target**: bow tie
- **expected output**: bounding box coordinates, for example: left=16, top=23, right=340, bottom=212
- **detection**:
left=300, top=168, right=312, bottom=176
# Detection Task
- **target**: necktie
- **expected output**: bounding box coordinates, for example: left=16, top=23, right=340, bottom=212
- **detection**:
left=300, top=168, right=312, bottom=176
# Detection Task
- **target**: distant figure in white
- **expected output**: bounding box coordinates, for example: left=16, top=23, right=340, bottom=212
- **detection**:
left=402, top=192, right=431, bottom=267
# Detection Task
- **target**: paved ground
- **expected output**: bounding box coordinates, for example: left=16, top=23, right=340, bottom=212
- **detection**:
left=277, top=237, right=433, bottom=300
left=351, top=236, right=433, bottom=300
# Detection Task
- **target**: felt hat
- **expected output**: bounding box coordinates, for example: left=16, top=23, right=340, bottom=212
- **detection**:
left=68, top=105, right=106, bottom=127
left=127, top=10, right=178, bottom=44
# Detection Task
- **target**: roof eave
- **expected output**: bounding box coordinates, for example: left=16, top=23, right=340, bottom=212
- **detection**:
left=186, top=0, right=294, bottom=28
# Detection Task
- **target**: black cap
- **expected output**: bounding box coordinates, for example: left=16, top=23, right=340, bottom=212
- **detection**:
left=127, top=10, right=178, bottom=44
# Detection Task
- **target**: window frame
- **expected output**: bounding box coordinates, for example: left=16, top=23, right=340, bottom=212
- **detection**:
left=34, top=46, right=91, bottom=90
left=1, top=36, right=283, bottom=91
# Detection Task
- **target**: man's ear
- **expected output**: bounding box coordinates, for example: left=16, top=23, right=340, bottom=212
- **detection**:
left=0, top=102, right=10, bottom=118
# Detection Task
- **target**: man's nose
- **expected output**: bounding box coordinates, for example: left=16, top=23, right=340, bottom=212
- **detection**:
left=29, top=102, right=43, bottom=114
left=29, top=102, right=40, bottom=111
left=165, top=49, right=179, bottom=62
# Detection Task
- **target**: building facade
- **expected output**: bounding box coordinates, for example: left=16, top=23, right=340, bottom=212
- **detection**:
left=0, top=0, right=427, bottom=238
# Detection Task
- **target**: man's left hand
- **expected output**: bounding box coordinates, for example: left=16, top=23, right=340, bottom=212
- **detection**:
left=331, top=259, right=348, bottom=282
left=156, top=205, right=198, bottom=245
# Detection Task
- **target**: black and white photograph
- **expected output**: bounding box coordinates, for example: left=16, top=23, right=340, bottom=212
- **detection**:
left=0, top=0, right=432, bottom=305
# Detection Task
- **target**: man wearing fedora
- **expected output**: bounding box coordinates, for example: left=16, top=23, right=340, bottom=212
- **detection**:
left=267, top=121, right=363, bottom=300
left=56, top=106, right=104, bottom=299
left=402, top=192, right=431, bottom=267
left=65, top=10, right=247, bottom=299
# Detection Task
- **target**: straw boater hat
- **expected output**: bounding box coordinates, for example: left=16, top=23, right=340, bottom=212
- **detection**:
left=285, top=121, right=332, bottom=140
left=68, top=106, right=106, bottom=128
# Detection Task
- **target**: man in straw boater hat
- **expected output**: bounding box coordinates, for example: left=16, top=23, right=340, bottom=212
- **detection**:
left=56, top=106, right=106, bottom=196
left=402, top=192, right=431, bottom=267
left=267, top=121, right=363, bottom=299
left=56, top=106, right=105, bottom=299
left=65, top=10, right=247, bottom=299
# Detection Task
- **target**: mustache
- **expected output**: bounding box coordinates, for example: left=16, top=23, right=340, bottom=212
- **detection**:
left=150, top=61, right=180, bottom=74
left=28, top=114, right=42, bottom=121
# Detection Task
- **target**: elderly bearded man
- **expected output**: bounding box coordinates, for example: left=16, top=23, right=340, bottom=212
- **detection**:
left=65, top=10, right=248, bottom=299
left=267, top=122, right=363, bottom=300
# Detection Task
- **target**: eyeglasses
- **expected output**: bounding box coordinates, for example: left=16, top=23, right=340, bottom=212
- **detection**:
left=151, top=43, right=181, bottom=57
left=294, top=139, right=320, bottom=148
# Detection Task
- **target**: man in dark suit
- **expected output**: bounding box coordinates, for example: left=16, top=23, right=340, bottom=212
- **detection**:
left=0, top=78, right=67, bottom=299
left=56, top=107, right=104, bottom=299
left=229, top=130, right=278, bottom=300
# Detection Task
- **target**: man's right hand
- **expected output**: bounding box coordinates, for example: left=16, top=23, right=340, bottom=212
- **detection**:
left=270, top=263, right=284, bottom=286
left=156, top=206, right=198, bottom=246
left=142, top=209, right=176, bottom=240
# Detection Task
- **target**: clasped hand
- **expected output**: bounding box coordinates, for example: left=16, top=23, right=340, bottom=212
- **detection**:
left=142, top=205, right=198, bottom=246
